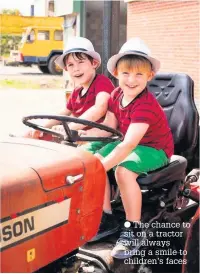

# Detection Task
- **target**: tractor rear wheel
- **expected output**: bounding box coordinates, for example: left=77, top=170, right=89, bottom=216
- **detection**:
left=182, top=208, right=199, bottom=273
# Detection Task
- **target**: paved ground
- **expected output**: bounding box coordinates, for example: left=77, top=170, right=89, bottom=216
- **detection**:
left=0, top=88, right=66, bottom=137
left=0, top=63, right=67, bottom=137
left=0, top=63, right=65, bottom=88
left=0, top=64, right=43, bottom=77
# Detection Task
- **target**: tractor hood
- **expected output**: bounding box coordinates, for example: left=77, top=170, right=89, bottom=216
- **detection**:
left=0, top=137, right=87, bottom=191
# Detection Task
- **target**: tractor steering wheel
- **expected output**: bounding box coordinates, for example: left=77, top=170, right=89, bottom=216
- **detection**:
left=22, top=115, right=123, bottom=143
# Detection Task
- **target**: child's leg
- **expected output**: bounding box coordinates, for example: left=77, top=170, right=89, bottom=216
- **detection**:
left=103, top=177, right=112, bottom=212
left=111, top=168, right=144, bottom=259
left=115, top=166, right=141, bottom=221
left=111, top=145, right=169, bottom=259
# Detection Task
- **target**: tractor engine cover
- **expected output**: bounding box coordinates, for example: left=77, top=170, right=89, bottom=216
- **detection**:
left=0, top=138, right=106, bottom=273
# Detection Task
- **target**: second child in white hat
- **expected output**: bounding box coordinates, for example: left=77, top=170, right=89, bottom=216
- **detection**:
left=81, top=37, right=174, bottom=258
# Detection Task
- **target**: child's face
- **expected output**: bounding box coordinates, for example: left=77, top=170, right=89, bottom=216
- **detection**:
left=116, top=61, right=154, bottom=98
left=64, top=53, right=98, bottom=88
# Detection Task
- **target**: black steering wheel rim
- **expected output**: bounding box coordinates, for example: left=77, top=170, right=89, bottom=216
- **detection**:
left=22, top=115, right=123, bottom=143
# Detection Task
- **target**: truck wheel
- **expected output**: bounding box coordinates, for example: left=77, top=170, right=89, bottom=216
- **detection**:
left=38, top=65, right=50, bottom=74
left=48, top=55, right=62, bottom=75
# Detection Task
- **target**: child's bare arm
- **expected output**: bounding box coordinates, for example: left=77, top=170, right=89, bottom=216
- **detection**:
left=24, top=108, right=71, bottom=138
left=101, top=123, right=149, bottom=171
left=69, top=92, right=110, bottom=130
left=44, top=108, right=71, bottom=128
left=82, top=110, right=118, bottom=137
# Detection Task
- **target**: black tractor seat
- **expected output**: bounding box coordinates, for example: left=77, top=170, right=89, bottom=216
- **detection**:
left=138, top=155, right=187, bottom=190
left=136, top=73, right=199, bottom=190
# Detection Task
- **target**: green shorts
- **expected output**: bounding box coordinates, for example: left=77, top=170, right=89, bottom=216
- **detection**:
left=81, top=141, right=169, bottom=174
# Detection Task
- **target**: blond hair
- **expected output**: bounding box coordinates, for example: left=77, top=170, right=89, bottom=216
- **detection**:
left=114, top=55, right=152, bottom=76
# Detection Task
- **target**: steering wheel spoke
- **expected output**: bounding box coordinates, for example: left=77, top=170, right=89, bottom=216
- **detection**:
left=62, top=121, right=74, bottom=142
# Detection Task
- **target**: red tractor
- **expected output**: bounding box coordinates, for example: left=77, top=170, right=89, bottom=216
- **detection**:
left=0, top=73, right=199, bottom=273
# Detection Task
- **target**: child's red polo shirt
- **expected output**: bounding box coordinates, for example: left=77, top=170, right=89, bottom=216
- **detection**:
left=108, top=87, right=174, bottom=158
left=67, top=74, right=114, bottom=123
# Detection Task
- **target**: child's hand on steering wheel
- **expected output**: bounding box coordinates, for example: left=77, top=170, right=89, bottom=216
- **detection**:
left=76, top=130, right=87, bottom=146
left=24, top=129, right=43, bottom=139
left=52, top=125, right=66, bottom=135
left=78, top=130, right=87, bottom=136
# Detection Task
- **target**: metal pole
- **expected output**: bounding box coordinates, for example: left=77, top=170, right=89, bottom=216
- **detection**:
left=102, top=0, right=112, bottom=77
left=110, top=1, right=120, bottom=86
left=102, top=0, right=120, bottom=85
left=111, top=1, right=120, bottom=56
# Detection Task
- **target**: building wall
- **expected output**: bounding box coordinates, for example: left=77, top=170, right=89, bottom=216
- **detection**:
left=33, top=0, right=48, bottom=16
left=127, top=0, right=199, bottom=108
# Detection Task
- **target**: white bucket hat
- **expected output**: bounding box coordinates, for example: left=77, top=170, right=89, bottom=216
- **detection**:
left=107, top=37, right=160, bottom=77
left=55, top=36, right=101, bottom=69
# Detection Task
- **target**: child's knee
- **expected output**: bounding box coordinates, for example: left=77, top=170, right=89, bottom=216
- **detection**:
left=115, top=166, right=127, bottom=179
left=115, top=166, right=138, bottom=181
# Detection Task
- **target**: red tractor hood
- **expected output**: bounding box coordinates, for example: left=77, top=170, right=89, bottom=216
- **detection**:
left=0, top=137, right=89, bottom=191
left=0, top=137, right=107, bottom=273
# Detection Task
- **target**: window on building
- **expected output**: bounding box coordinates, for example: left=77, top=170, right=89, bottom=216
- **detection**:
left=37, top=31, right=50, bottom=40
left=54, top=30, right=63, bottom=41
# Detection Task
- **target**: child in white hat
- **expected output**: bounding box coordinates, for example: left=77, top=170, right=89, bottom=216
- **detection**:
left=81, top=37, right=174, bottom=259
left=24, top=37, right=114, bottom=139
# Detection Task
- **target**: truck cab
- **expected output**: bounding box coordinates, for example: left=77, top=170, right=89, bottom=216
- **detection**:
left=18, top=26, right=63, bottom=75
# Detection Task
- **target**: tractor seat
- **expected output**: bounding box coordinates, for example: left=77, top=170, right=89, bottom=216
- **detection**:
left=137, top=73, right=199, bottom=190
left=138, top=155, right=187, bottom=190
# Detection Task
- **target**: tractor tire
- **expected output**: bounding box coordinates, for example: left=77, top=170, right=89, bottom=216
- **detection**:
left=38, top=65, right=50, bottom=74
left=47, top=55, right=62, bottom=75
left=182, top=208, right=199, bottom=273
